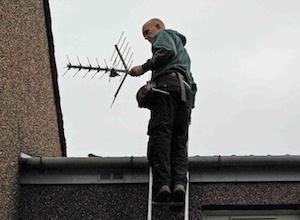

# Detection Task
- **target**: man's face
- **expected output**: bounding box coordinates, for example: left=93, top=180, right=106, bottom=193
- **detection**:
left=142, top=22, right=159, bottom=42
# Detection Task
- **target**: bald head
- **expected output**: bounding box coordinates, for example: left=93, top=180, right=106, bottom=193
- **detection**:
left=142, top=18, right=165, bottom=41
left=144, top=18, right=165, bottom=29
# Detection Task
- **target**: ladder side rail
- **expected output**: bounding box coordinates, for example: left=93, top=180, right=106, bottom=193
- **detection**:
left=147, top=167, right=153, bottom=220
left=184, top=171, right=190, bottom=220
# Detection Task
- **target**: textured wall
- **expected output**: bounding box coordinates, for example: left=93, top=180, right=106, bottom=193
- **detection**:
left=191, top=182, right=300, bottom=218
left=0, top=0, right=62, bottom=218
left=19, top=182, right=300, bottom=220
left=20, top=184, right=186, bottom=220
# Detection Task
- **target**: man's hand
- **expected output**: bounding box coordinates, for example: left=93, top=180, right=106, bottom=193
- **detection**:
left=129, top=65, right=144, bottom=77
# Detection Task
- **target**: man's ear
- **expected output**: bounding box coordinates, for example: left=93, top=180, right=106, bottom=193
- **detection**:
left=156, top=23, right=163, bottom=29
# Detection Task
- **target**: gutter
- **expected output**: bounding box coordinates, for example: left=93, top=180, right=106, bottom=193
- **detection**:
left=189, top=155, right=300, bottom=168
left=20, top=155, right=300, bottom=171
left=19, top=155, right=300, bottom=184
left=20, top=156, right=149, bottom=170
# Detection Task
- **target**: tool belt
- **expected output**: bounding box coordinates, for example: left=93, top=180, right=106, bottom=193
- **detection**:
left=136, top=82, right=154, bottom=109
left=136, top=81, right=170, bottom=109
left=136, top=72, right=191, bottom=109
left=169, top=72, right=191, bottom=102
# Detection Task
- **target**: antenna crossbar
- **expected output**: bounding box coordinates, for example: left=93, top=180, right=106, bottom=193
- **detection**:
left=66, top=63, right=127, bottom=74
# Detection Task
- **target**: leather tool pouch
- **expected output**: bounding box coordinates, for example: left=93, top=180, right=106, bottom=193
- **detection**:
left=136, top=81, right=155, bottom=109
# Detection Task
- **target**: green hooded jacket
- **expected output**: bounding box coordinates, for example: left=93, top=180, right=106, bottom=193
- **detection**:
left=142, top=29, right=197, bottom=95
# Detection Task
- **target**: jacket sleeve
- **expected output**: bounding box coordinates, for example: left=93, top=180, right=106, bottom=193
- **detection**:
left=142, top=30, right=177, bottom=72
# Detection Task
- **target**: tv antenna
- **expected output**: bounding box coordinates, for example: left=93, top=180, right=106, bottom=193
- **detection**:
left=63, top=32, right=134, bottom=108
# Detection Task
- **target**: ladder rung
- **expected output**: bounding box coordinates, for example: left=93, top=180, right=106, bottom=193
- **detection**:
left=152, top=202, right=185, bottom=207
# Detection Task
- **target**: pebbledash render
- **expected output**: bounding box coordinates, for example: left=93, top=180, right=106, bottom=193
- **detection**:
left=0, top=0, right=65, bottom=219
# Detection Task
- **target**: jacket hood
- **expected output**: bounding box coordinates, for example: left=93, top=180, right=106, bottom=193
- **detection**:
left=165, top=29, right=187, bottom=46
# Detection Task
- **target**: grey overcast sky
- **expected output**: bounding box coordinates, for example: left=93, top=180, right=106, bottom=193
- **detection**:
left=49, top=0, right=300, bottom=157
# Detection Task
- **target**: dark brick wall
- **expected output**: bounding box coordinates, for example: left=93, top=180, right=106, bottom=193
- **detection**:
left=20, top=184, right=149, bottom=220
left=20, top=182, right=300, bottom=220
left=192, top=182, right=300, bottom=206
left=20, top=184, right=188, bottom=220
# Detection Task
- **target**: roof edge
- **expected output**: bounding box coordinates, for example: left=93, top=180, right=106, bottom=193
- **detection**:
left=19, top=155, right=300, bottom=170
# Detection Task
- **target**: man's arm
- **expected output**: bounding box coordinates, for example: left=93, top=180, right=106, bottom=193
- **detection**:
left=130, top=30, right=177, bottom=76
left=143, top=31, right=176, bottom=72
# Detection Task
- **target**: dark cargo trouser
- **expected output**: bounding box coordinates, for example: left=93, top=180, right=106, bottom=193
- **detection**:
left=147, top=74, right=191, bottom=195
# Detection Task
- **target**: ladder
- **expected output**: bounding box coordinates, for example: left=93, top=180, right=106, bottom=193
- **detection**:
left=147, top=167, right=190, bottom=219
